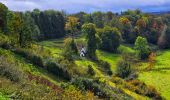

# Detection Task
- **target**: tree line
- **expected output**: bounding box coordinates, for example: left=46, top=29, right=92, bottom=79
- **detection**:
left=0, top=3, right=65, bottom=48
left=1, top=2, right=170, bottom=50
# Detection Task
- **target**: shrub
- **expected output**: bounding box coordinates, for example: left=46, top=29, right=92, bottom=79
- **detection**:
left=87, top=65, right=95, bottom=76
left=70, top=77, right=133, bottom=99
left=116, top=60, right=132, bottom=78
left=14, top=48, right=44, bottom=67
left=30, top=55, right=44, bottom=67
left=62, top=85, right=86, bottom=100
left=126, top=80, right=163, bottom=99
left=0, top=56, right=24, bottom=82
left=145, top=86, right=162, bottom=100
left=0, top=33, right=11, bottom=49
left=71, top=77, right=108, bottom=98
left=97, top=60, right=112, bottom=75
left=62, top=38, right=78, bottom=60
left=46, top=61, right=71, bottom=80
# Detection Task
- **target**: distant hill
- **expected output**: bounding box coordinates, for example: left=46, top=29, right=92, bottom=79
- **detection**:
left=149, top=11, right=170, bottom=15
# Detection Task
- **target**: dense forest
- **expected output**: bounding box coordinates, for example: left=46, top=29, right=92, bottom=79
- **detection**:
left=1, top=2, right=170, bottom=99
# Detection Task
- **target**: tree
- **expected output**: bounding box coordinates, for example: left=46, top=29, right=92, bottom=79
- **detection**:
left=83, top=14, right=93, bottom=24
left=116, top=59, right=132, bottom=79
left=73, top=12, right=86, bottom=26
left=134, top=36, right=150, bottom=59
left=0, top=3, right=8, bottom=32
left=136, top=17, right=148, bottom=35
left=31, top=10, right=65, bottom=39
left=62, top=38, right=78, bottom=60
left=104, top=12, right=114, bottom=25
left=99, top=26, right=121, bottom=52
left=12, top=12, right=24, bottom=47
left=119, top=17, right=133, bottom=43
left=23, top=12, right=40, bottom=41
left=82, top=23, right=97, bottom=60
left=65, top=16, right=79, bottom=39
left=92, top=12, right=104, bottom=28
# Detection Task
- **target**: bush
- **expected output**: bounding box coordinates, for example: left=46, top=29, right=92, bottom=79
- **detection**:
left=87, top=65, right=95, bottom=76
left=126, top=80, right=163, bottom=99
left=0, top=33, right=11, bottom=49
left=62, top=85, right=86, bottom=100
left=70, top=77, right=133, bottom=99
left=14, top=48, right=44, bottom=67
left=97, top=60, right=112, bottom=75
left=71, top=77, right=108, bottom=98
left=145, top=86, right=162, bottom=100
left=30, top=55, right=44, bottom=67
left=0, top=56, right=24, bottom=82
left=62, top=38, right=78, bottom=60
left=46, top=61, right=71, bottom=80
left=116, top=60, right=132, bottom=78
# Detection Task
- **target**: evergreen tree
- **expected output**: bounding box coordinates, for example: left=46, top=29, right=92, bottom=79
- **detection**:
left=82, top=23, right=97, bottom=60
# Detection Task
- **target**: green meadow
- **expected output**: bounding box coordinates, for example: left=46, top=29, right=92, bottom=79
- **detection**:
left=139, top=50, right=170, bottom=99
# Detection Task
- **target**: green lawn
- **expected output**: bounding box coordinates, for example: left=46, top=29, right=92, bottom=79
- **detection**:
left=138, top=50, right=170, bottom=99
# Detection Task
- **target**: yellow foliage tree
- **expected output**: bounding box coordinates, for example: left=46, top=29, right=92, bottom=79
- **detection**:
left=65, top=16, right=79, bottom=39
left=146, top=52, right=156, bottom=71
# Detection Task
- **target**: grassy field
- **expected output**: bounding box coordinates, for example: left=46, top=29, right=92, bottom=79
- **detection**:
left=138, top=50, right=170, bottom=99
left=38, top=38, right=150, bottom=99
left=39, top=38, right=121, bottom=75
left=97, top=50, right=120, bottom=72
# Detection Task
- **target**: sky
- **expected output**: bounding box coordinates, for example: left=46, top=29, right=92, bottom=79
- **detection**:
left=0, top=0, right=170, bottom=13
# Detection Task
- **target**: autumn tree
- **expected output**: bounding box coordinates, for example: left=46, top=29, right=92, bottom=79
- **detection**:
left=65, top=16, right=79, bottom=39
left=119, top=17, right=134, bottom=43
left=146, top=52, right=156, bottom=71
left=136, top=17, right=148, bottom=35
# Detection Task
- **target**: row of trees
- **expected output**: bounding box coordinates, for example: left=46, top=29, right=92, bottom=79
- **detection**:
left=31, top=9, right=65, bottom=39
left=1, top=2, right=170, bottom=50
left=0, top=3, right=66, bottom=48
left=72, top=10, right=170, bottom=49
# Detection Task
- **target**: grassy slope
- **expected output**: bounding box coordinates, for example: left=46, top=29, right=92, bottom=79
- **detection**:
left=97, top=50, right=120, bottom=72
left=0, top=48, right=63, bottom=85
left=138, top=50, right=170, bottom=99
left=39, top=38, right=149, bottom=99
